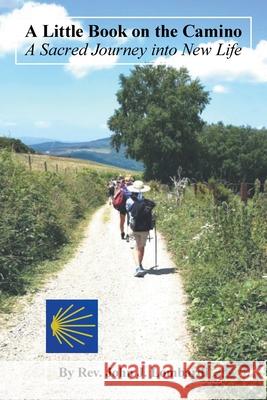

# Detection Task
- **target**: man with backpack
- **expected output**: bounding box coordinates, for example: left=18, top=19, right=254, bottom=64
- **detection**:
left=126, top=180, right=155, bottom=277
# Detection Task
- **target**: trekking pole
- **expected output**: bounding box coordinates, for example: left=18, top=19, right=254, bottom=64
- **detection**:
left=154, top=218, right=158, bottom=268
left=126, top=211, right=130, bottom=242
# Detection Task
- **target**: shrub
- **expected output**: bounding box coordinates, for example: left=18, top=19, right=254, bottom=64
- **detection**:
left=208, top=178, right=233, bottom=204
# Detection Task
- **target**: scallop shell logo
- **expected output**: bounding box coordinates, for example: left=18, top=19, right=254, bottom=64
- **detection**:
left=50, top=304, right=96, bottom=348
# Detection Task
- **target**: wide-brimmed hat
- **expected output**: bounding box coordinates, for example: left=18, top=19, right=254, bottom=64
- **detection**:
left=127, top=180, right=150, bottom=193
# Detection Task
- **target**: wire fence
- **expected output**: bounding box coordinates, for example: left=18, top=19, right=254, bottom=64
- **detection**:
left=16, top=153, right=130, bottom=175
left=164, top=177, right=267, bottom=205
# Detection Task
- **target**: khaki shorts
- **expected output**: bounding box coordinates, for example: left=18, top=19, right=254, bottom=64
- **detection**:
left=132, top=231, right=149, bottom=248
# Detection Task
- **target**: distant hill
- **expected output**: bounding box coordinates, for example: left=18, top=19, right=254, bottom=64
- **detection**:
left=18, top=136, right=55, bottom=145
left=30, top=137, right=143, bottom=171
left=0, top=137, right=34, bottom=153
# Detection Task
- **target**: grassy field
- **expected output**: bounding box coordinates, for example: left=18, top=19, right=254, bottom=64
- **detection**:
left=16, top=152, right=138, bottom=176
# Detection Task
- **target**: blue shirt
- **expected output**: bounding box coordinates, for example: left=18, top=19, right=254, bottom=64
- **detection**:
left=126, top=193, right=144, bottom=212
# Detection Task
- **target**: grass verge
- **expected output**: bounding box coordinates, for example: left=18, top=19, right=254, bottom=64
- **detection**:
left=0, top=207, right=97, bottom=315
left=0, top=150, right=110, bottom=307
left=152, top=184, right=267, bottom=360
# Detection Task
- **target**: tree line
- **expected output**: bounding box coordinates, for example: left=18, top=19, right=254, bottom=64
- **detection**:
left=0, top=137, right=34, bottom=154
left=108, top=65, right=267, bottom=184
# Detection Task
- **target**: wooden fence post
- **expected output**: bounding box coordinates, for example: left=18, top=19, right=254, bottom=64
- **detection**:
left=56, top=164, right=59, bottom=173
left=193, top=183, right=197, bottom=196
left=44, top=161, right=48, bottom=172
left=28, top=154, right=32, bottom=171
left=240, top=182, right=248, bottom=203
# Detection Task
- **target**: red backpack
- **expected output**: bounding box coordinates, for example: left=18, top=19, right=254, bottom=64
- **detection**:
left=112, top=189, right=125, bottom=210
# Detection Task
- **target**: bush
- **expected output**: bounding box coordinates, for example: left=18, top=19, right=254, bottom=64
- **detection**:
left=208, top=178, right=233, bottom=204
left=0, top=151, right=108, bottom=295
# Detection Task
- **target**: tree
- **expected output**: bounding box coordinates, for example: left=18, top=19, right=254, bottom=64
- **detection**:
left=199, top=123, right=267, bottom=183
left=108, top=66, right=209, bottom=182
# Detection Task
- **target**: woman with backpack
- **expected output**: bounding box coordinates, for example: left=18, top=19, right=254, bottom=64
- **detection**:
left=113, top=176, right=133, bottom=239
left=126, top=180, right=155, bottom=277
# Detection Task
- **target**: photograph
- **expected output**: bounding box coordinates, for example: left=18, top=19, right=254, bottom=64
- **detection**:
left=0, top=1, right=266, bottom=399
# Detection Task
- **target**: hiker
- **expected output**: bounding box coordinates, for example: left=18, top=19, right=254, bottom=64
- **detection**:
left=113, top=176, right=133, bottom=239
left=126, top=180, right=155, bottom=277
left=107, top=180, right=115, bottom=205
left=115, top=175, right=124, bottom=191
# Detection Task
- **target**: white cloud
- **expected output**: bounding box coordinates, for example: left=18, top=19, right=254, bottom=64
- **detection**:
left=154, top=40, right=267, bottom=83
left=212, top=84, right=229, bottom=94
left=0, top=1, right=117, bottom=76
left=65, top=51, right=119, bottom=78
left=115, top=28, right=133, bottom=45
left=65, top=27, right=141, bottom=77
left=34, top=120, right=50, bottom=128
left=0, top=1, right=82, bottom=55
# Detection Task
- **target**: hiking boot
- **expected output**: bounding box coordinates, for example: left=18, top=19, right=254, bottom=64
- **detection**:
left=121, top=232, right=125, bottom=240
left=134, top=267, right=145, bottom=277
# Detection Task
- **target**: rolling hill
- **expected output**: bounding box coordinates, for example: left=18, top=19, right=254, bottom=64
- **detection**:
left=30, top=137, right=143, bottom=171
left=0, top=137, right=35, bottom=153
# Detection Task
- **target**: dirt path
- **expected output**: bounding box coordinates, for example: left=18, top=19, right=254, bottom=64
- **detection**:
left=0, top=204, right=190, bottom=398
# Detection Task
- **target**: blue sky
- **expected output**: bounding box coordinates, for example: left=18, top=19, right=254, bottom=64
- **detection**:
left=0, top=0, right=266, bottom=142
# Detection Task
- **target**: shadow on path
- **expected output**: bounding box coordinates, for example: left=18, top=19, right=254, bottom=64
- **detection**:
left=145, top=267, right=177, bottom=276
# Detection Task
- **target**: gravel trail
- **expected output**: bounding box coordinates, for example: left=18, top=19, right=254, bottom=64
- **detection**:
left=0, top=204, right=190, bottom=399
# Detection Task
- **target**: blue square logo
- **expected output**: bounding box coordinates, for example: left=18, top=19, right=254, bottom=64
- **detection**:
left=46, top=299, right=98, bottom=353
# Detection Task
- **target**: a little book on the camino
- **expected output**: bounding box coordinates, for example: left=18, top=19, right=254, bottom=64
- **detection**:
left=0, top=1, right=266, bottom=399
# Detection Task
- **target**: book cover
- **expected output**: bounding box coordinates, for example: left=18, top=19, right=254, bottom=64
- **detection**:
left=0, top=1, right=266, bottom=399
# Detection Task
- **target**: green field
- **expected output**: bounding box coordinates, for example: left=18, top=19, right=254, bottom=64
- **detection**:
left=16, top=152, right=138, bottom=176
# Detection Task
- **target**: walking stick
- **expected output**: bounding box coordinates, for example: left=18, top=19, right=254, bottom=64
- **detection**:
left=126, top=211, right=130, bottom=242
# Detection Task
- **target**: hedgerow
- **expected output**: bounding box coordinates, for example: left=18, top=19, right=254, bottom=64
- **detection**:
left=0, top=151, right=108, bottom=295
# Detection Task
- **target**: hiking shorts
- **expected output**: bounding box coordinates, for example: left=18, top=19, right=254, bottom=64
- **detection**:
left=132, top=231, right=149, bottom=248
left=118, top=205, right=127, bottom=215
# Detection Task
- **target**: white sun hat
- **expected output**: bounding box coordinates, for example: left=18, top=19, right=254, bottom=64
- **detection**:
left=127, top=180, right=150, bottom=193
